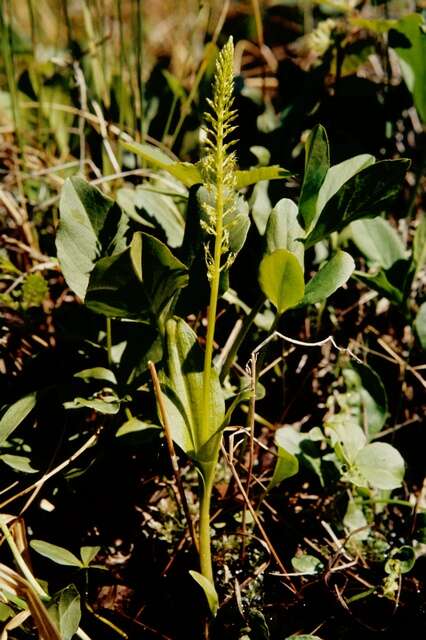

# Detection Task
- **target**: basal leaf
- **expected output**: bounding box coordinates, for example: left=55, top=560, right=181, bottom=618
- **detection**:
left=48, top=585, right=81, bottom=640
left=265, top=198, right=304, bottom=269
left=354, top=442, right=405, bottom=490
left=117, top=185, right=185, bottom=248
left=258, top=249, right=305, bottom=314
left=315, top=154, right=375, bottom=219
left=344, top=362, right=388, bottom=436
left=305, top=159, right=410, bottom=247
left=353, top=268, right=405, bottom=306
left=85, top=232, right=188, bottom=320
left=268, top=446, right=299, bottom=491
left=250, top=180, right=271, bottom=235
left=57, top=177, right=128, bottom=299
left=301, top=250, right=354, bottom=306
left=291, top=554, right=323, bottom=575
left=298, top=124, right=329, bottom=231
left=189, top=570, right=219, bottom=617
left=161, top=318, right=225, bottom=463
left=350, top=217, right=406, bottom=269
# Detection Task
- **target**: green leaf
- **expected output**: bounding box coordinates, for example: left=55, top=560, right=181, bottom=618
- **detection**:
left=275, top=426, right=305, bottom=455
left=385, top=546, right=416, bottom=574
left=344, top=362, right=388, bottom=436
left=117, top=185, right=185, bottom=248
left=122, top=141, right=290, bottom=190
left=291, top=554, right=324, bottom=574
left=354, top=443, right=405, bottom=490
left=305, top=159, right=410, bottom=248
left=250, top=180, right=271, bottom=235
left=350, top=217, right=406, bottom=269
left=121, top=140, right=202, bottom=187
left=326, top=414, right=367, bottom=464
left=74, top=367, right=117, bottom=385
left=315, top=154, right=375, bottom=218
left=64, top=395, right=120, bottom=415
left=265, top=198, right=304, bottom=269
left=116, top=418, right=160, bottom=437
left=48, top=585, right=81, bottom=640
left=258, top=249, right=305, bottom=314
left=0, top=393, right=36, bottom=446
left=161, top=318, right=225, bottom=463
left=413, top=214, right=426, bottom=273
left=285, top=635, right=323, bottom=640
left=269, top=447, right=299, bottom=491
left=235, top=165, right=291, bottom=189
left=57, top=177, right=128, bottom=299
left=343, top=500, right=369, bottom=541
left=0, top=454, right=38, bottom=474
left=353, top=268, right=405, bottom=305
left=301, top=250, right=355, bottom=306
left=189, top=570, right=219, bottom=616
left=298, top=124, right=330, bottom=231
left=30, top=540, right=83, bottom=567
left=85, top=232, right=188, bottom=319
left=80, top=546, right=101, bottom=566
left=414, top=302, right=426, bottom=349
left=392, top=14, right=426, bottom=122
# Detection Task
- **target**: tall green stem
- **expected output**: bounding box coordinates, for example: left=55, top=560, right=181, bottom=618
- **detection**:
left=198, top=465, right=216, bottom=583
left=199, top=116, right=225, bottom=585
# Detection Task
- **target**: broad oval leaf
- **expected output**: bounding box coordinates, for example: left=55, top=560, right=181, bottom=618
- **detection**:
left=48, top=585, right=81, bottom=640
left=117, top=185, right=185, bottom=248
left=30, top=540, right=83, bottom=567
left=268, top=446, right=299, bottom=491
left=298, top=124, right=329, bottom=231
left=85, top=232, right=188, bottom=319
left=265, top=198, right=304, bottom=269
left=315, top=154, right=375, bottom=219
left=301, top=250, right=355, bottom=306
left=57, top=177, right=128, bottom=299
left=350, top=217, right=406, bottom=269
left=305, top=159, right=410, bottom=248
left=0, top=393, right=36, bottom=446
left=258, top=249, right=305, bottom=314
left=354, top=442, right=405, bottom=490
left=343, top=362, right=388, bottom=436
left=161, top=318, right=225, bottom=463
left=250, top=180, right=271, bottom=235
left=291, top=554, right=324, bottom=575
